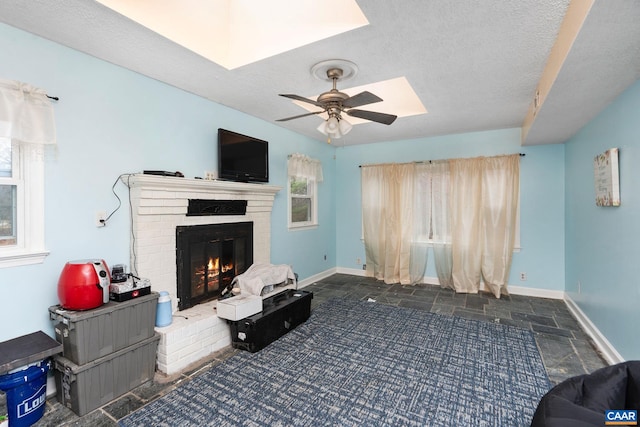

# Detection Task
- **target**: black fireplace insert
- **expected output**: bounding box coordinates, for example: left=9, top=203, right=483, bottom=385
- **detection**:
left=176, top=222, right=253, bottom=310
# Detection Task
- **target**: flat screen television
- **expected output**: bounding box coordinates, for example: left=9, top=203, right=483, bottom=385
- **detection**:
left=218, top=128, right=269, bottom=183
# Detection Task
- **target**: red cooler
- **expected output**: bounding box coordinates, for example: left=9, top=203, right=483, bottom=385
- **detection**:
left=57, top=259, right=111, bottom=310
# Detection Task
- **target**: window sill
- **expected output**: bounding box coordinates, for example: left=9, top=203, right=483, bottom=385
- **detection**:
left=288, top=224, right=319, bottom=232
left=0, top=250, right=50, bottom=268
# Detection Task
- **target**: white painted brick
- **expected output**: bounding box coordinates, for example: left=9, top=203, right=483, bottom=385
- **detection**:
left=178, top=341, right=204, bottom=360
left=213, top=336, right=232, bottom=352
left=198, top=335, right=217, bottom=348
left=162, top=198, right=188, bottom=207
left=129, top=176, right=280, bottom=374
left=164, top=349, right=182, bottom=365
left=139, top=206, right=186, bottom=216
left=212, top=326, right=231, bottom=342
left=197, top=318, right=216, bottom=333
left=165, top=331, right=189, bottom=348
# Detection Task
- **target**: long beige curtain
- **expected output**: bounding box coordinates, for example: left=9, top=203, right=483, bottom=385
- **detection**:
left=480, top=155, right=520, bottom=297
left=361, top=163, right=416, bottom=284
left=409, top=164, right=431, bottom=284
left=447, top=155, right=520, bottom=297
left=450, top=158, right=484, bottom=293
left=361, top=154, right=519, bottom=297
left=430, top=160, right=453, bottom=289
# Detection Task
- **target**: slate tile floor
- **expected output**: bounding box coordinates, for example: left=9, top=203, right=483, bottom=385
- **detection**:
left=1, top=273, right=607, bottom=426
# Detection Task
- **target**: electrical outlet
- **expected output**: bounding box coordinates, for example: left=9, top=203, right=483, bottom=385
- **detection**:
left=356, top=257, right=361, bottom=265
left=204, top=171, right=217, bottom=180
left=95, top=211, right=107, bottom=227
left=520, top=272, right=527, bottom=281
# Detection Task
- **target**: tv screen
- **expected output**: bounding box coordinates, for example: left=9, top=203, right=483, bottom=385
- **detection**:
left=218, top=128, right=269, bottom=183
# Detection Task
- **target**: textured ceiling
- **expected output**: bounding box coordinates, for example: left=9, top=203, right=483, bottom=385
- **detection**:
left=1, top=0, right=639, bottom=146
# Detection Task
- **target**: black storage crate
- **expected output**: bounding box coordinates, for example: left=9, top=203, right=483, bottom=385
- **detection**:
left=229, top=289, right=313, bottom=353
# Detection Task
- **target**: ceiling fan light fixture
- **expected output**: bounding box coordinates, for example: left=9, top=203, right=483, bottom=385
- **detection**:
left=326, top=116, right=339, bottom=132
left=317, top=116, right=352, bottom=140
left=339, top=117, right=353, bottom=135
left=317, top=121, right=329, bottom=136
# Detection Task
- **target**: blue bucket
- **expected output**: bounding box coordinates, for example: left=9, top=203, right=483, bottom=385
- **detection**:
left=0, top=361, right=49, bottom=427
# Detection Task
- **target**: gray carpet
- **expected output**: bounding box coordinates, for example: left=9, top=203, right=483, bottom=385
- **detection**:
left=120, top=297, right=551, bottom=426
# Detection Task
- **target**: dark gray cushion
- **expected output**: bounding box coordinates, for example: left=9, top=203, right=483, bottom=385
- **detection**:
left=531, top=361, right=640, bottom=427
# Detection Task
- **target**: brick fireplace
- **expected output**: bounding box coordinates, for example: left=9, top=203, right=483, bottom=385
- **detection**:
left=126, top=174, right=280, bottom=374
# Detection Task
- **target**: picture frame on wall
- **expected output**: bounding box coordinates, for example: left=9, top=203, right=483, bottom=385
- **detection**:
left=593, top=148, right=620, bottom=207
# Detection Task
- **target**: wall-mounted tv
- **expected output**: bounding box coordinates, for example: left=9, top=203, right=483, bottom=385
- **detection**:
left=218, top=128, right=269, bottom=183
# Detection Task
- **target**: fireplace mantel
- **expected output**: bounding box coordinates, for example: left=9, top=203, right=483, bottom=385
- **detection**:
left=126, top=174, right=281, bottom=198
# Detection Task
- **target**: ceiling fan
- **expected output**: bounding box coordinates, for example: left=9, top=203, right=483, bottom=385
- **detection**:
left=277, top=67, right=397, bottom=139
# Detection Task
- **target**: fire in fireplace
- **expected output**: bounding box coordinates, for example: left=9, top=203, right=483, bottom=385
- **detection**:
left=176, top=221, right=253, bottom=310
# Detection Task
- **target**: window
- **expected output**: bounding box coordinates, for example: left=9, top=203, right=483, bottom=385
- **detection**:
left=0, top=137, right=48, bottom=267
left=289, top=176, right=317, bottom=228
left=0, top=79, right=54, bottom=267
left=0, top=138, right=17, bottom=247
left=287, top=153, right=323, bottom=230
left=361, top=156, right=520, bottom=288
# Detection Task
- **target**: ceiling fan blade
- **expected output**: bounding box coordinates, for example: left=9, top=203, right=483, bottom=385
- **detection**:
left=276, top=111, right=324, bottom=122
left=342, top=91, right=383, bottom=108
left=346, top=109, right=397, bottom=125
left=279, top=93, right=324, bottom=108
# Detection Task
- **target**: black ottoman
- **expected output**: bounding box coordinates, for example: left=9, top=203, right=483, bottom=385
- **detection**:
left=531, top=361, right=640, bottom=427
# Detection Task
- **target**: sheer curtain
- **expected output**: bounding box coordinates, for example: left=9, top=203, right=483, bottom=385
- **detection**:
left=449, top=155, right=520, bottom=297
left=361, top=155, right=519, bottom=295
left=430, top=160, right=453, bottom=289
left=409, top=163, right=431, bottom=284
left=361, top=163, right=416, bottom=284
left=0, top=79, right=56, bottom=146
left=480, top=155, right=520, bottom=297
left=450, top=158, right=483, bottom=293
left=287, top=153, right=323, bottom=182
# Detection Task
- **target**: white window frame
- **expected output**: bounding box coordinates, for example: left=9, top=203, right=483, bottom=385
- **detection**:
left=0, top=139, right=48, bottom=268
left=288, top=175, right=318, bottom=230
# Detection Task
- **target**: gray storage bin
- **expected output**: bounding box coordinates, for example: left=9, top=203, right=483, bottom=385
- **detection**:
left=48, top=292, right=158, bottom=365
left=53, top=333, right=159, bottom=416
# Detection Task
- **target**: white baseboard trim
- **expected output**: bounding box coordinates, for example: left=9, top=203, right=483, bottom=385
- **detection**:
left=504, top=285, right=565, bottom=300
left=331, top=270, right=564, bottom=299
left=335, top=267, right=366, bottom=277
left=297, top=268, right=338, bottom=288
left=564, top=295, right=624, bottom=365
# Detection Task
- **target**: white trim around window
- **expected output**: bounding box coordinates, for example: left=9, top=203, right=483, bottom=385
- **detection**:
left=287, top=175, right=318, bottom=230
left=0, top=142, right=49, bottom=268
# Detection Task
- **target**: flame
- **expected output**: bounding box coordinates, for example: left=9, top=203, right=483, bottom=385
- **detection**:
left=208, top=257, right=219, bottom=271
left=221, top=262, right=234, bottom=273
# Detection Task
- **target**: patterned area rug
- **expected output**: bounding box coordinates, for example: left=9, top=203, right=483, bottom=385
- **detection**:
left=120, top=298, right=551, bottom=426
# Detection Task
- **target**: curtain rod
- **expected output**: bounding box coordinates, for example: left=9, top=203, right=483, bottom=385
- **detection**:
left=358, top=153, right=525, bottom=168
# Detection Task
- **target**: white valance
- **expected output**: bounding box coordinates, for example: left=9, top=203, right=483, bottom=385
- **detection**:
left=0, top=79, right=56, bottom=145
left=287, top=153, right=323, bottom=182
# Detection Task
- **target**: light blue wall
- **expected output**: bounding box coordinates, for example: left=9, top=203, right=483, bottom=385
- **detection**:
left=13, top=18, right=635, bottom=360
left=335, top=128, right=566, bottom=291
left=0, top=23, right=335, bottom=342
left=565, top=79, right=640, bottom=360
